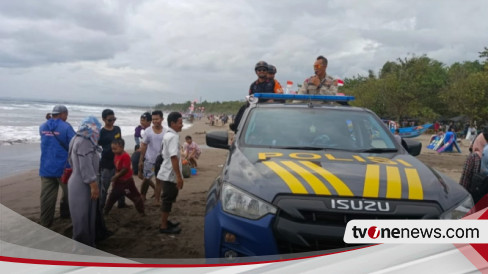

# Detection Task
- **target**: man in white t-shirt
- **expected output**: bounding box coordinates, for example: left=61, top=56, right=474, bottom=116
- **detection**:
left=138, top=110, right=167, bottom=205
left=394, top=129, right=402, bottom=145
left=157, top=112, right=184, bottom=234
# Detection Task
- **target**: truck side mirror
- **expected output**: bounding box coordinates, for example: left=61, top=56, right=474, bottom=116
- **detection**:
left=402, top=139, right=422, bottom=156
left=206, top=131, right=230, bottom=150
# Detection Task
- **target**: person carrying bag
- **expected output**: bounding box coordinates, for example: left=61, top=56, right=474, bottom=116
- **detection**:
left=52, top=129, right=73, bottom=184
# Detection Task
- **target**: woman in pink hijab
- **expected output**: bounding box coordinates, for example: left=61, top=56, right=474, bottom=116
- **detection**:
left=471, top=127, right=488, bottom=158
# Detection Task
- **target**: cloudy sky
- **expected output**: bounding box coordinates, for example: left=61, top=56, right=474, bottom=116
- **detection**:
left=1, top=0, right=487, bottom=106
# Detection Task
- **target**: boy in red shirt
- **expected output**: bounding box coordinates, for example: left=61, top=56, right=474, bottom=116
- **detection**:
left=104, top=138, right=145, bottom=216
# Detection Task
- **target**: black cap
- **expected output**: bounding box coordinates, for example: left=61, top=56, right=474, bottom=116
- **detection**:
left=141, top=112, right=152, bottom=121
left=268, top=64, right=276, bottom=74
left=255, top=61, right=268, bottom=71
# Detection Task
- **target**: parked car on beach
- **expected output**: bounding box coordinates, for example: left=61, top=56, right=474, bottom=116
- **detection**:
left=204, top=93, right=473, bottom=259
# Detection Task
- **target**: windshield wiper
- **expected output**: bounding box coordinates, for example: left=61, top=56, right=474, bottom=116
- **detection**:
left=280, top=146, right=358, bottom=152
left=359, top=148, right=398, bottom=153
left=280, top=146, right=324, bottom=150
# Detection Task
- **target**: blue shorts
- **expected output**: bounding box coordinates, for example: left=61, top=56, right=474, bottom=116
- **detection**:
left=143, top=161, right=155, bottom=179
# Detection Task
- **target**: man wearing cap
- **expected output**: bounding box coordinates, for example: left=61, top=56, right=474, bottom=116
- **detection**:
left=267, top=64, right=284, bottom=94
left=249, top=61, right=275, bottom=97
left=134, top=112, right=152, bottom=146
left=298, top=55, right=337, bottom=96
left=39, top=105, right=76, bottom=227
left=230, top=61, right=276, bottom=132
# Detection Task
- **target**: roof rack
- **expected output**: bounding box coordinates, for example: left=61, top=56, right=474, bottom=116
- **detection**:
left=251, top=93, right=355, bottom=102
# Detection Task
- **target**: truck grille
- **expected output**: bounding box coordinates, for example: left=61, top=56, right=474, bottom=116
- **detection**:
left=272, top=195, right=442, bottom=254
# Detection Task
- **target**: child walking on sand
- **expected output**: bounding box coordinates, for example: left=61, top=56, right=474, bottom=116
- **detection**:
left=104, top=138, right=145, bottom=216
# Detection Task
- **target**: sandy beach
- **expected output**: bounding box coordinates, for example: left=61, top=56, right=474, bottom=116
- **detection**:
left=0, top=120, right=472, bottom=259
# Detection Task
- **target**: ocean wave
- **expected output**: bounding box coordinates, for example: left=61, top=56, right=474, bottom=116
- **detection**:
left=10, top=104, right=31, bottom=108
left=0, top=101, right=192, bottom=147
left=0, top=138, right=39, bottom=146
left=0, top=126, right=40, bottom=145
left=0, top=106, right=17, bottom=110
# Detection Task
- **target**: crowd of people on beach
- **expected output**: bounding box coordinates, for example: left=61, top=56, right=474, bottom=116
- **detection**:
left=207, top=114, right=231, bottom=127
left=431, top=119, right=488, bottom=203
left=432, top=120, right=479, bottom=141
left=37, top=55, right=488, bottom=249
left=39, top=105, right=203, bottom=247
left=36, top=55, right=337, bottom=247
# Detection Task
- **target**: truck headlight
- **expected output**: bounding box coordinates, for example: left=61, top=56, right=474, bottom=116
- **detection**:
left=221, top=183, right=277, bottom=220
left=441, top=195, right=474, bottom=219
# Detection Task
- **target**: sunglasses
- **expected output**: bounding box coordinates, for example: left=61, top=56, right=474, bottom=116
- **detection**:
left=256, top=68, right=268, bottom=72
left=107, top=118, right=117, bottom=123
left=314, top=64, right=323, bottom=69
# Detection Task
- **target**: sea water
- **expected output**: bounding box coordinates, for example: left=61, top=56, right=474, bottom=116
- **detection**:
left=0, top=99, right=191, bottom=178
left=0, top=99, right=190, bottom=145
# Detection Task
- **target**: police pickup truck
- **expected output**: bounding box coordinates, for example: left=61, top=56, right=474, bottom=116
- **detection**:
left=204, top=93, right=473, bottom=259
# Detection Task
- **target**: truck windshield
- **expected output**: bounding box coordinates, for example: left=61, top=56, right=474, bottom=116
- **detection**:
left=241, top=107, right=398, bottom=151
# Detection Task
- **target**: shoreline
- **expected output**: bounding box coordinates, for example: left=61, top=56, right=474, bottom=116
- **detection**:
left=0, top=123, right=193, bottom=179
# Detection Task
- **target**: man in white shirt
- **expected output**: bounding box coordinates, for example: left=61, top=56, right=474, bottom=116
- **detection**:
left=394, top=129, right=402, bottom=145
left=157, top=112, right=184, bottom=234
left=138, top=110, right=167, bottom=205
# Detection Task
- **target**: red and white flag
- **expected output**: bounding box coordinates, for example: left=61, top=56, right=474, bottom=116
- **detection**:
left=337, top=79, right=344, bottom=87
left=286, top=80, right=294, bottom=94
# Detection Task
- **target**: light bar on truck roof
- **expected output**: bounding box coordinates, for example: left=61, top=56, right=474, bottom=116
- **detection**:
left=252, top=93, right=355, bottom=102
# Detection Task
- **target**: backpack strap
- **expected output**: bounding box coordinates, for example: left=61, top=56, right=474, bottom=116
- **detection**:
left=51, top=130, right=69, bottom=151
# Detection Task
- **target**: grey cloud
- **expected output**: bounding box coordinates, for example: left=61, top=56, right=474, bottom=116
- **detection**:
left=0, top=1, right=140, bottom=68
left=0, top=1, right=134, bottom=34
left=0, top=0, right=487, bottom=106
left=0, top=26, right=128, bottom=68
